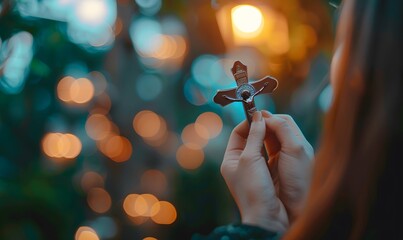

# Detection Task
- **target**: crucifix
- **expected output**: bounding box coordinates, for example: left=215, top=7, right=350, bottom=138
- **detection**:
left=213, top=61, right=278, bottom=162
left=213, top=61, right=278, bottom=124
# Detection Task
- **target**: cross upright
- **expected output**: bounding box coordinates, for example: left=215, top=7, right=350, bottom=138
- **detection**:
left=213, top=61, right=278, bottom=124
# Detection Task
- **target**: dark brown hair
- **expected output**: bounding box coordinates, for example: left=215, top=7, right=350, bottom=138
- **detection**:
left=285, top=0, right=403, bottom=239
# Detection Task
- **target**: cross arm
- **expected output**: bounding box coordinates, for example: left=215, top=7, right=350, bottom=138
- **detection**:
left=250, top=76, right=278, bottom=96
left=213, top=86, right=238, bottom=107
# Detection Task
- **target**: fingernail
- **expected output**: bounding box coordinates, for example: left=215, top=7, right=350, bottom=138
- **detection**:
left=262, top=110, right=272, bottom=118
left=252, top=111, right=262, bottom=122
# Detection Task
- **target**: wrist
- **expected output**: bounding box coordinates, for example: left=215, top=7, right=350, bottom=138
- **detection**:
left=240, top=200, right=289, bottom=233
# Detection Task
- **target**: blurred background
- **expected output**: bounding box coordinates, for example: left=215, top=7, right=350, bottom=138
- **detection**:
left=0, top=0, right=338, bottom=239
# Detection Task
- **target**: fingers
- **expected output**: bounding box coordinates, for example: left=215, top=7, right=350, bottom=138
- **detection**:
left=242, top=111, right=266, bottom=162
left=225, top=120, right=249, bottom=152
left=262, top=111, right=302, bottom=152
left=276, top=114, right=304, bottom=138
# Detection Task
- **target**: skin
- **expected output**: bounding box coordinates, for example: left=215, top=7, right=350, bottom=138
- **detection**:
left=220, top=2, right=353, bottom=232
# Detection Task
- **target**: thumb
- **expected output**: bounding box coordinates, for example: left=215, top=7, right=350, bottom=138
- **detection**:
left=241, top=111, right=266, bottom=162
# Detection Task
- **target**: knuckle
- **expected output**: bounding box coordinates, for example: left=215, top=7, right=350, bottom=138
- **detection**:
left=240, top=152, right=261, bottom=163
left=277, top=118, right=289, bottom=129
left=290, top=142, right=306, bottom=155
left=282, top=114, right=294, bottom=122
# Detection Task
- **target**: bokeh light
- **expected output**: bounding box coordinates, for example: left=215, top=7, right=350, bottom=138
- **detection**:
left=176, top=145, right=204, bottom=170
left=57, top=77, right=95, bottom=105
left=0, top=31, right=33, bottom=94
left=150, top=201, right=177, bottom=225
left=75, top=0, right=108, bottom=27
left=136, top=194, right=160, bottom=217
left=183, top=79, right=209, bottom=106
left=89, top=71, right=108, bottom=96
left=97, top=135, right=132, bottom=162
left=75, top=226, right=99, bottom=240
left=135, top=0, right=161, bottom=16
left=86, top=114, right=112, bottom=140
left=129, top=16, right=188, bottom=72
left=191, top=55, right=221, bottom=88
left=123, top=193, right=160, bottom=218
left=133, top=111, right=168, bottom=145
left=232, top=5, right=263, bottom=36
left=87, top=187, right=112, bottom=214
left=42, top=133, right=82, bottom=161
left=181, top=123, right=208, bottom=149
left=123, top=194, right=141, bottom=217
left=143, top=237, right=158, bottom=240
left=81, top=171, right=105, bottom=192
left=195, top=112, right=223, bottom=139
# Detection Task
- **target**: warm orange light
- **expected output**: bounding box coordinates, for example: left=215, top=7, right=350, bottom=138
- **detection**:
left=87, top=187, right=112, bottom=214
left=42, top=133, right=82, bottom=161
left=57, top=76, right=94, bottom=105
left=216, top=4, right=290, bottom=56
left=86, top=114, right=112, bottom=140
left=151, top=201, right=177, bottom=225
left=75, top=226, right=99, bottom=240
left=143, top=237, right=158, bottom=240
left=70, top=78, right=95, bottom=104
left=195, top=112, right=223, bottom=139
left=123, top=194, right=140, bottom=217
left=176, top=145, right=204, bottom=170
left=57, top=76, right=75, bottom=102
left=136, top=34, right=187, bottom=61
left=140, top=169, right=167, bottom=194
left=232, top=5, right=263, bottom=37
left=133, top=110, right=162, bottom=138
left=98, top=135, right=132, bottom=162
left=181, top=123, right=208, bottom=149
left=123, top=193, right=160, bottom=217
left=81, top=171, right=104, bottom=192
left=141, top=116, right=168, bottom=147
left=135, top=194, right=160, bottom=217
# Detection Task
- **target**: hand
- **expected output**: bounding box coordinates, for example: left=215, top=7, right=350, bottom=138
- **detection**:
left=262, top=111, right=314, bottom=221
left=221, top=111, right=289, bottom=232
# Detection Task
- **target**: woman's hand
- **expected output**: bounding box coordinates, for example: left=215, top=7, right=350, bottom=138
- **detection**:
left=221, top=111, right=289, bottom=232
left=262, top=111, right=314, bottom=221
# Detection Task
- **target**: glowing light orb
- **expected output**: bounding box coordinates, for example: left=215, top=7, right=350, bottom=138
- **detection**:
left=123, top=193, right=160, bottom=217
left=75, top=226, right=99, bottom=240
left=133, top=110, right=162, bottom=139
left=97, top=135, right=132, bottom=162
left=150, top=201, right=177, bottom=225
left=231, top=5, right=263, bottom=34
left=195, top=112, right=223, bottom=139
left=181, top=123, right=208, bottom=149
left=85, top=114, right=112, bottom=140
left=81, top=171, right=104, bottom=192
left=75, top=0, right=108, bottom=26
left=176, top=145, right=204, bottom=170
left=42, top=133, right=82, bottom=161
left=57, top=77, right=95, bottom=105
left=87, top=187, right=112, bottom=213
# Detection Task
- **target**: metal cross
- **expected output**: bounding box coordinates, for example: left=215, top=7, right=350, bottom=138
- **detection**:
left=213, top=61, right=278, bottom=124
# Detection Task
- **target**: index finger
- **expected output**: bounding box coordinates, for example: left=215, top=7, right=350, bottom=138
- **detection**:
left=226, top=120, right=249, bottom=152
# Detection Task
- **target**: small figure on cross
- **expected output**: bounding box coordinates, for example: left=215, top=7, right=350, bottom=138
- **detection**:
left=213, top=61, right=278, bottom=124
